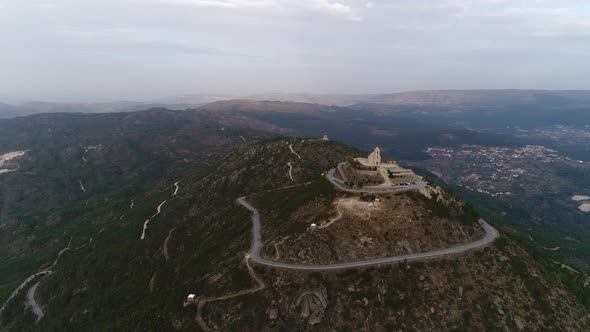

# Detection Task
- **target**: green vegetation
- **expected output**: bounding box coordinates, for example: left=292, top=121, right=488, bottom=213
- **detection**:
left=1, top=111, right=589, bottom=331
left=405, top=190, right=479, bottom=225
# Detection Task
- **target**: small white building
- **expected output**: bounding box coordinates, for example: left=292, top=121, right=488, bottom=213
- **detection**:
left=187, top=294, right=197, bottom=303
left=322, top=134, right=329, bottom=141
left=311, top=223, right=317, bottom=228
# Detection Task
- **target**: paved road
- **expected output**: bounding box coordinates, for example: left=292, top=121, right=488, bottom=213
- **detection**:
left=0, top=271, right=50, bottom=315
left=0, top=240, right=70, bottom=317
left=336, top=163, right=348, bottom=182
left=237, top=197, right=499, bottom=271
left=326, top=168, right=428, bottom=194
left=27, top=282, right=44, bottom=321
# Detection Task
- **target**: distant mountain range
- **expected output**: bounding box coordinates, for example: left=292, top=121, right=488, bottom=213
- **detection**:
left=363, top=89, right=590, bottom=107
left=3, top=89, right=590, bottom=119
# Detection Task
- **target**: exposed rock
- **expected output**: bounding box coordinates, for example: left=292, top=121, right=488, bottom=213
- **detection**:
left=273, top=276, right=283, bottom=287
left=171, top=319, right=184, bottom=330
left=269, top=302, right=278, bottom=320
left=359, top=236, right=373, bottom=247
left=207, top=273, right=223, bottom=285
left=298, top=249, right=307, bottom=259
left=514, top=316, right=525, bottom=331
left=494, top=298, right=505, bottom=315
left=294, top=286, right=328, bottom=325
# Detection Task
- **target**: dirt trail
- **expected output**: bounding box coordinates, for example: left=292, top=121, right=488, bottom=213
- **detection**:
left=289, top=144, right=302, bottom=160
left=153, top=200, right=167, bottom=217
left=81, top=146, right=98, bottom=163
left=319, top=198, right=374, bottom=229
left=196, top=256, right=265, bottom=331
left=84, top=146, right=98, bottom=153
left=318, top=205, right=344, bottom=229
left=78, top=180, right=86, bottom=193
left=140, top=219, right=151, bottom=240
left=265, top=181, right=313, bottom=192
left=163, top=227, right=176, bottom=261
left=140, top=200, right=167, bottom=240
left=140, top=180, right=182, bottom=240
left=287, top=162, right=294, bottom=181
left=273, top=237, right=290, bottom=260
left=149, top=272, right=158, bottom=293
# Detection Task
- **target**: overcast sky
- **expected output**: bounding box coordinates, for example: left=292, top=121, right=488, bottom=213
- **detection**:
left=1, top=0, right=590, bottom=102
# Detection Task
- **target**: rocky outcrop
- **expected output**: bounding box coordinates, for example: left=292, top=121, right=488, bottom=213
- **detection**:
left=293, top=286, right=328, bottom=325
left=269, top=301, right=278, bottom=320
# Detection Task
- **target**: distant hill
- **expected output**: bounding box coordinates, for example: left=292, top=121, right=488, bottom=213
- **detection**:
left=0, top=103, right=23, bottom=119
left=243, top=93, right=371, bottom=106
left=198, top=99, right=340, bottom=115
left=362, top=90, right=590, bottom=107
left=347, top=90, right=590, bottom=130
left=174, top=89, right=590, bottom=108
left=4, top=89, right=590, bottom=120
left=0, top=101, right=203, bottom=119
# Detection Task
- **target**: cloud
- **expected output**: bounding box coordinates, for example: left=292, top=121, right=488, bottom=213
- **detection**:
left=156, top=0, right=362, bottom=21
left=2, top=0, right=590, bottom=101
left=305, top=0, right=361, bottom=21
left=158, top=0, right=275, bottom=9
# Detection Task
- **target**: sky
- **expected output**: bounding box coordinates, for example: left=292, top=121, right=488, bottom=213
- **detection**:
left=1, top=0, right=590, bottom=102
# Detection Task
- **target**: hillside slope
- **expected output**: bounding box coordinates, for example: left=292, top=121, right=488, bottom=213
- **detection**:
left=0, top=109, right=276, bottom=225
left=1, top=138, right=589, bottom=331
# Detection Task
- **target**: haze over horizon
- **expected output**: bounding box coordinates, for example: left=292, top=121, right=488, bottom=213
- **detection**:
left=2, top=0, right=590, bottom=103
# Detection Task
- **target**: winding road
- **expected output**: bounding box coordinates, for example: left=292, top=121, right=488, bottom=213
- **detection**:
left=288, top=144, right=302, bottom=160
left=195, top=256, right=266, bottom=331
left=326, top=167, right=428, bottom=194
left=140, top=199, right=167, bottom=240
left=0, top=240, right=71, bottom=318
left=0, top=271, right=50, bottom=315
left=237, top=197, right=498, bottom=271
left=27, top=282, right=44, bottom=321
left=318, top=204, right=343, bottom=229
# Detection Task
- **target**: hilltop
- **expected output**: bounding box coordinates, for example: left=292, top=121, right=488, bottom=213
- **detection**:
left=1, top=138, right=589, bottom=331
